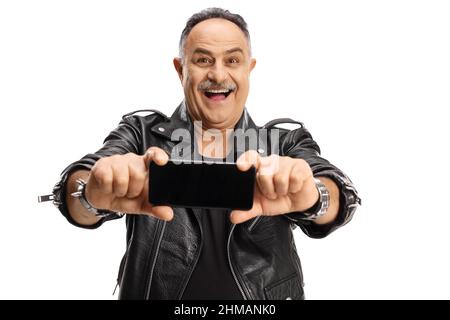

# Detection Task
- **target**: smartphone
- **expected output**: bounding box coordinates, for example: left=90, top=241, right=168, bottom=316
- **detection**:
left=149, top=160, right=255, bottom=210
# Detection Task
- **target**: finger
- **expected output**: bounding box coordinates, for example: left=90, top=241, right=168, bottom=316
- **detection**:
left=256, top=156, right=279, bottom=199
left=91, top=161, right=113, bottom=194
left=236, top=150, right=260, bottom=172
left=258, top=154, right=280, bottom=176
left=126, top=161, right=147, bottom=198
left=288, top=164, right=304, bottom=194
left=256, top=173, right=277, bottom=200
left=288, top=160, right=312, bottom=194
left=112, top=163, right=129, bottom=197
left=144, top=147, right=169, bottom=167
left=273, top=161, right=291, bottom=196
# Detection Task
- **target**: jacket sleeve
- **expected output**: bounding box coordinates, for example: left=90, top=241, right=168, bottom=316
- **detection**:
left=278, top=126, right=361, bottom=238
left=53, top=115, right=143, bottom=229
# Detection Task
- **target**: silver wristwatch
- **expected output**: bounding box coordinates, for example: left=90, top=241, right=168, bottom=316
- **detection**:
left=71, top=178, right=122, bottom=217
left=301, top=178, right=330, bottom=221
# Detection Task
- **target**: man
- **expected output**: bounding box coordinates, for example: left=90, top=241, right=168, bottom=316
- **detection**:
left=50, top=8, right=360, bottom=299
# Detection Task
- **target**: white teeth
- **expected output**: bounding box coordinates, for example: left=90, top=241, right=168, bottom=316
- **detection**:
left=205, top=89, right=230, bottom=94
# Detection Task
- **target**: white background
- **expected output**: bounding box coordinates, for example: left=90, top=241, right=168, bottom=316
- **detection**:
left=1, top=0, right=449, bottom=299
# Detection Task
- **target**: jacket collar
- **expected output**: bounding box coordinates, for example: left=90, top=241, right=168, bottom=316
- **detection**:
left=150, top=101, right=192, bottom=141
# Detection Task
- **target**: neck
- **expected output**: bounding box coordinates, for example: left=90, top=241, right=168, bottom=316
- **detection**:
left=194, top=123, right=234, bottom=158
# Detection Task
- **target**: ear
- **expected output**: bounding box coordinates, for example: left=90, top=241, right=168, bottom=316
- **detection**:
left=249, top=58, right=256, bottom=73
left=173, top=57, right=183, bottom=82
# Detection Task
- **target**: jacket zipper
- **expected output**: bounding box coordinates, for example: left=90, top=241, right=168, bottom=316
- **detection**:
left=227, top=224, right=249, bottom=300
left=177, top=210, right=204, bottom=299
left=145, top=220, right=166, bottom=300
left=113, top=217, right=136, bottom=296
left=290, top=239, right=305, bottom=288
left=247, top=216, right=262, bottom=232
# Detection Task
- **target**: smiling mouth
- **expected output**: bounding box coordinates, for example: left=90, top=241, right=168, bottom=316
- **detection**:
left=203, top=89, right=233, bottom=101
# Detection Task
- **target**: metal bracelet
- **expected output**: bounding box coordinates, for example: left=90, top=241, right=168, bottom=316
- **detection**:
left=71, top=178, right=123, bottom=217
left=301, top=178, right=330, bottom=221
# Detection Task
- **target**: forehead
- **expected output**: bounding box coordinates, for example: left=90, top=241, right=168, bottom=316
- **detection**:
left=185, top=18, right=249, bottom=55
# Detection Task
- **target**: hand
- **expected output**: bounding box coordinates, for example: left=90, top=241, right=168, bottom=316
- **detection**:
left=85, top=147, right=174, bottom=221
left=230, top=151, right=319, bottom=224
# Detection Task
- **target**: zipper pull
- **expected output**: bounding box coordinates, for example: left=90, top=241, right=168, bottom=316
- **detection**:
left=38, top=194, right=54, bottom=203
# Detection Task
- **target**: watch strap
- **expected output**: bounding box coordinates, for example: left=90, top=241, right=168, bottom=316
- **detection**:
left=299, top=178, right=330, bottom=221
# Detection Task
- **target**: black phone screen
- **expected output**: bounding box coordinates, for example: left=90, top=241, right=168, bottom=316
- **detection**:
left=149, top=160, right=255, bottom=210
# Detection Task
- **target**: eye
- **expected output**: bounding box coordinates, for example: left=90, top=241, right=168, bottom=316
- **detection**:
left=228, top=57, right=239, bottom=64
left=196, top=57, right=212, bottom=65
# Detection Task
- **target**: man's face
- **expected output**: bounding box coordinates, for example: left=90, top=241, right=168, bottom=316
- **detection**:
left=174, top=18, right=256, bottom=130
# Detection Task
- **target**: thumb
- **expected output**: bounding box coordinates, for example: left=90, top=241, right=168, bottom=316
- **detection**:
left=144, top=147, right=169, bottom=168
left=229, top=198, right=262, bottom=224
left=236, top=150, right=261, bottom=172
left=137, top=201, right=174, bottom=221
left=230, top=209, right=259, bottom=224
left=146, top=205, right=174, bottom=221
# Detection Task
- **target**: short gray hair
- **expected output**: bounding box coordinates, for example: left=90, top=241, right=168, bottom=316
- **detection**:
left=179, top=7, right=251, bottom=58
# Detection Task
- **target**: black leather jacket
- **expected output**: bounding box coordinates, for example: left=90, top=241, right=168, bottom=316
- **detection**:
left=54, top=103, right=360, bottom=300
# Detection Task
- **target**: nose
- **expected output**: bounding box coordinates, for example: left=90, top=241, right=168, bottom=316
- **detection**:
left=207, top=63, right=228, bottom=84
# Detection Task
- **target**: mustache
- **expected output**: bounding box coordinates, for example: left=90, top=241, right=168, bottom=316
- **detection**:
left=197, top=80, right=236, bottom=92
